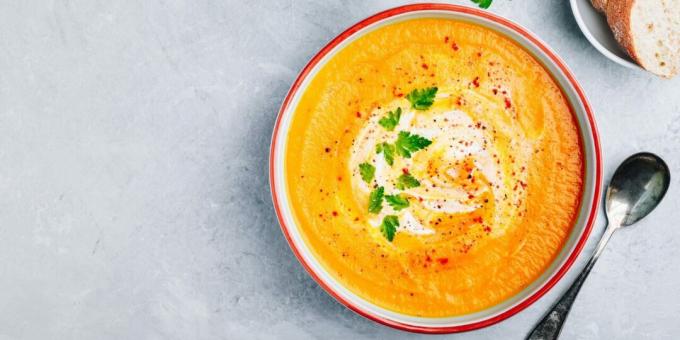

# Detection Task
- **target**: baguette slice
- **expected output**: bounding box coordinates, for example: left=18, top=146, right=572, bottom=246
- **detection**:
left=591, top=0, right=609, bottom=13
left=606, top=0, right=680, bottom=78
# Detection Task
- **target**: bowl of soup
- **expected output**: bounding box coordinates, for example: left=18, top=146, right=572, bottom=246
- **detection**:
left=269, top=3, right=602, bottom=333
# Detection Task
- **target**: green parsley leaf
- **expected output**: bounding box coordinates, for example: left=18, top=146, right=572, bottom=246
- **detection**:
left=395, top=131, right=432, bottom=158
left=378, top=107, right=402, bottom=131
left=470, top=0, right=493, bottom=9
left=368, top=186, right=384, bottom=214
left=380, top=215, right=399, bottom=242
left=358, top=162, right=375, bottom=183
left=396, top=173, right=420, bottom=190
left=376, top=142, right=395, bottom=166
left=385, top=194, right=409, bottom=211
left=406, top=87, right=438, bottom=110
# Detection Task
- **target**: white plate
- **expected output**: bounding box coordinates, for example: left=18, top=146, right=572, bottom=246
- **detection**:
left=569, top=0, right=640, bottom=69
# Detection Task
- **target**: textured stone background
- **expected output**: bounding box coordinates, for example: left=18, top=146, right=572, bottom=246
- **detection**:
left=1, top=0, right=679, bottom=339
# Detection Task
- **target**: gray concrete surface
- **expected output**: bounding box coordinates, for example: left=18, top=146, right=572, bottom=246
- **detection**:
left=1, top=0, right=679, bottom=339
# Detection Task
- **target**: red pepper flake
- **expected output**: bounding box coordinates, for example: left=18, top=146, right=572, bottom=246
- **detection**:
left=332, top=211, right=338, bottom=217
left=418, top=197, right=423, bottom=202
left=468, top=194, right=475, bottom=199
left=421, top=63, right=429, bottom=70
left=472, top=77, right=480, bottom=88
left=437, top=258, right=449, bottom=265
left=492, top=88, right=498, bottom=95
left=425, top=255, right=432, bottom=262
left=402, top=168, right=410, bottom=174
left=444, top=36, right=449, bottom=43
left=355, top=111, right=362, bottom=118
left=451, top=42, right=459, bottom=51
left=504, top=98, right=512, bottom=109
left=483, top=226, right=492, bottom=233
left=324, top=147, right=331, bottom=153
left=473, top=216, right=484, bottom=223
left=456, top=97, right=463, bottom=106
left=519, top=181, right=527, bottom=189
left=337, top=176, right=342, bottom=181
left=477, top=52, right=482, bottom=57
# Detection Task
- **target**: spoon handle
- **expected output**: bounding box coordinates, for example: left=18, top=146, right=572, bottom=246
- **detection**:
left=526, top=226, right=615, bottom=340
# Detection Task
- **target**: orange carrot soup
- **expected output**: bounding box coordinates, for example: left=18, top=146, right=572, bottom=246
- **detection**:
left=284, top=18, right=584, bottom=317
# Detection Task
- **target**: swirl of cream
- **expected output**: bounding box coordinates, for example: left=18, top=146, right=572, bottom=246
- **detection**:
left=350, top=90, right=530, bottom=239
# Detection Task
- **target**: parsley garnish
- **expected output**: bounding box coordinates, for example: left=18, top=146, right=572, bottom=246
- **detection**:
left=406, top=87, right=438, bottom=110
left=359, top=162, right=375, bottom=183
left=378, top=107, right=402, bottom=131
left=376, top=132, right=430, bottom=166
left=396, top=173, right=420, bottom=190
left=380, top=215, right=399, bottom=242
left=471, top=0, right=493, bottom=9
left=376, top=142, right=395, bottom=166
left=368, top=186, right=384, bottom=214
left=395, top=131, right=432, bottom=158
left=385, top=194, right=409, bottom=211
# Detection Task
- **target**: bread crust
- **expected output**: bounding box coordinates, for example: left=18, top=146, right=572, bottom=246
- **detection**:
left=605, top=0, right=640, bottom=65
left=591, top=0, right=608, bottom=13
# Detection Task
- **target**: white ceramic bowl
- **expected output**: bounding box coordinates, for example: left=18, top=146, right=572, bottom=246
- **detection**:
left=569, top=0, right=640, bottom=69
left=270, top=4, right=603, bottom=333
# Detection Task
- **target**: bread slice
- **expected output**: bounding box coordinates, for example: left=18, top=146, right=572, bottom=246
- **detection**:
left=606, top=0, right=679, bottom=78
left=591, top=0, right=608, bottom=13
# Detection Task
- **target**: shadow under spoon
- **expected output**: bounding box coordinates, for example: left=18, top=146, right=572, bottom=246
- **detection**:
left=526, top=152, right=671, bottom=340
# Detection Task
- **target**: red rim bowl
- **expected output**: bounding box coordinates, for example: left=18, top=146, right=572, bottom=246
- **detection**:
left=269, top=3, right=602, bottom=334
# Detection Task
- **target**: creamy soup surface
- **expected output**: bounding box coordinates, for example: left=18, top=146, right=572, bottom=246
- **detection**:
left=284, top=18, right=584, bottom=317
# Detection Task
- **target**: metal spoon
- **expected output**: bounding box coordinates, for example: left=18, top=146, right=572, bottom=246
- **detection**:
left=526, top=152, right=670, bottom=340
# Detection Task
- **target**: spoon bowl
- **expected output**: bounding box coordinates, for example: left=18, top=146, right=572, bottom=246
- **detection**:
left=606, top=152, right=671, bottom=228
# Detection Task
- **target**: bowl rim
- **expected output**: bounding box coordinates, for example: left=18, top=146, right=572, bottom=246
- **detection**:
left=568, top=0, right=640, bottom=69
left=269, top=3, right=602, bottom=334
